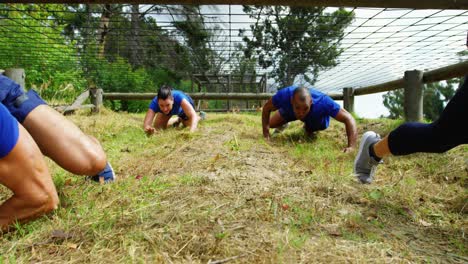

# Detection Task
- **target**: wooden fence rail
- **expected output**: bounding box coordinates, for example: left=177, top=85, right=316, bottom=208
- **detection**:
left=103, top=92, right=344, bottom=101
left=354, top=60, right=468, bottom=96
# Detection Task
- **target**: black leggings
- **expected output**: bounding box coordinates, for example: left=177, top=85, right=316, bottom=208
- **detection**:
left=388, top=76, right=468, bottom=155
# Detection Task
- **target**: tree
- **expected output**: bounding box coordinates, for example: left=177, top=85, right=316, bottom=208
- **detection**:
left=241, top=6, right=354, bottom=87
left=382, top=89, right=404, bottom=119
left=383, top=79, right=459, bottom=121
left=0, top=4, right=85, bottom=101
left=171, top=5, right=224, bottom=75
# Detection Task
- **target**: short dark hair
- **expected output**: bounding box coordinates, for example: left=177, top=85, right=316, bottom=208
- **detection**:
left=157, top=85, right=173, bottom=100
left=293, top=87, right=310, bottom=104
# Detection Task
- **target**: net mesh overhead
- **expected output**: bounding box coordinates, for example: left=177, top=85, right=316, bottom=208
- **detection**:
left=0, top=4, right=466, bottom=93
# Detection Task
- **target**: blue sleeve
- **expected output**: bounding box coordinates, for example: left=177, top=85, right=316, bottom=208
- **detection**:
left=323, top=96, right=341, bottom=117
left=0, top=103, right=19, bottom=158
left=272, top=89, right=287, bottom=109
left=149, top=97, right=159, bottom=112
left=180, top=93, right=194, bottom=107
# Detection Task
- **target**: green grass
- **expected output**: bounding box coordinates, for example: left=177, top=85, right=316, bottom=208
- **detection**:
left=0, top=109, right=466, bottom=263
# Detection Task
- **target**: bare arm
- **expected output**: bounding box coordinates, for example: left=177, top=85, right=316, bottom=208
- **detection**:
left=333, top=108, right=358, bottom=152
left=143, top=109, right=156, bottom=135
left=181, top=99, right=199, bottom=132
left=262, top=98, right=277, bottom=140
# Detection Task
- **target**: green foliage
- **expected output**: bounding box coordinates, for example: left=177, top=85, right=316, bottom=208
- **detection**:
left=383, top=90, right=404, bottom=119
left=423, top=80, right=457, bottom=121
left=84, top=56, right=154, bottom=111
left=90, top=57, right=153, bottom=93
left=0, top=4, right=86, bottom=103
left=171, top=5, right=222, bottom=74
left=383, top=79, right=459, bottom=120
left=241, top=6, right=354, bottom=87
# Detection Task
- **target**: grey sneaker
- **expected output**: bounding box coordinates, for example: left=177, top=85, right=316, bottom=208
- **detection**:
left=199, top=111, right=207, bottom=120
left=354, top=131, right=382, bottom=184
left=273, top=122, right=289, bottom=135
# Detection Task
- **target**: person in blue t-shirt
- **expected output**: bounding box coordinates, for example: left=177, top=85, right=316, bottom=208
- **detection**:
left=0, top=103, right=59, bottom=231
left=262, top=86, right=357, bottom=152
left=143, top=85, right=203, bottom=134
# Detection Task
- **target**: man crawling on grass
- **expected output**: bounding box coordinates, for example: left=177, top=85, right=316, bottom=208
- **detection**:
left=143, top=85, right=205, bottom=135
left=262, top=86, right=357, bottom=152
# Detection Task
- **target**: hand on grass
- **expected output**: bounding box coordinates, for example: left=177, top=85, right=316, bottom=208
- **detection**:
left=144, top=125, right=155, bottom=136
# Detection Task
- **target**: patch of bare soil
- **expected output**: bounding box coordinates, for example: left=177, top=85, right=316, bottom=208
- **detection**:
left=92, top=113, right=467, bottom=263
left=117, top=115, right=319, bottom=263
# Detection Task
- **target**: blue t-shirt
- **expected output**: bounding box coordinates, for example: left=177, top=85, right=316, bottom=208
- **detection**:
left=0, top=103, right=19, bottom=158
left=149, top=90, right=194, bottom=118
left=272, top=86, right=341, bottom=131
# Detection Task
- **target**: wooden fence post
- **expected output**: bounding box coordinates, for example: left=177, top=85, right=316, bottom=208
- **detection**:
left=4, top=68, right=26, bottom=91
left=343, top=87, right=355, bottom=113
left=404, top=70, right=424, bottom=122
left=227, top=74, right=231, bottom=111
left=90, top=87, right=103, bottom=113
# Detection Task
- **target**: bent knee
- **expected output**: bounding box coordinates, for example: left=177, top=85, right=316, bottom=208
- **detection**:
left=81, top=148, right=107, bottom=175
left=43, top=192, right=59, bottom=213
left=73, top=136, right=107, bottom=175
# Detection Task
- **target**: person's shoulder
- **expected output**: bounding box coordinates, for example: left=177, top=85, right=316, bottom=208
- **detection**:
left=149, top=96, right=159, bottom=111
left=0, top=74, right=16, bottom=86
left=310, top=88, right=334, bottom=101
left=308, top=87, right=326, bottom=96
left=151, top=95, right=159, bottom=102
left=171, top=90, right=183, bottom=99
left=173, top=90, right=188, bottom=98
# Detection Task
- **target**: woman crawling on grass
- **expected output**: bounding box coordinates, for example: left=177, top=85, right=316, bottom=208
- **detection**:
left=143, top=85, right=205, bottom=135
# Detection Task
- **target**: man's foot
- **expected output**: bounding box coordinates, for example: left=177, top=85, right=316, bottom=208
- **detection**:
left=354, top=131, right=382, bottom=184
left=90, top=162, right=116, bottom=183
left=273, top=123, right=289, bottom=135
left=199, top=111, right=207, bottom=120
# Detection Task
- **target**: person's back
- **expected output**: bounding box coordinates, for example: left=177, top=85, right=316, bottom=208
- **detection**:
left=262, top=85, right=357, bottom=152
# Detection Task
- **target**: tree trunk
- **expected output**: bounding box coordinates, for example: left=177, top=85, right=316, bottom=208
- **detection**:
left=130, top=4, right=142, bottom=68
left=97, top=4, right=112, bottom=58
